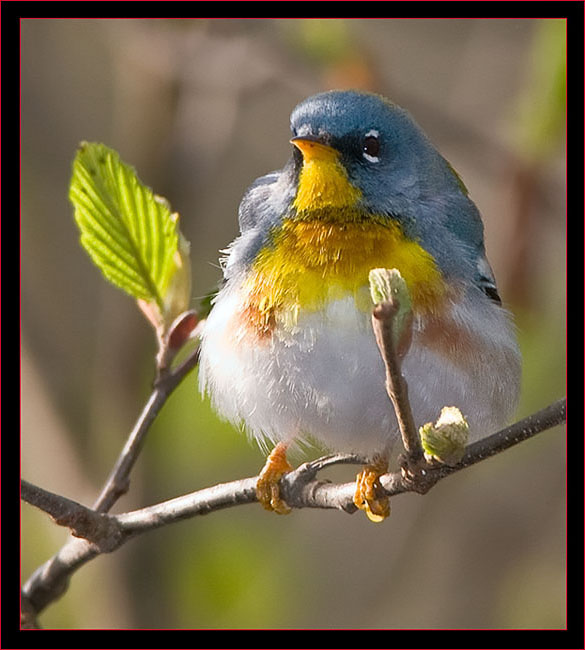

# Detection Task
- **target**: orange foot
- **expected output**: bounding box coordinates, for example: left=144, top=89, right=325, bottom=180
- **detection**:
left=256, top=442, right=294, bottom=514
left=353, top=454, right=390, bottom=523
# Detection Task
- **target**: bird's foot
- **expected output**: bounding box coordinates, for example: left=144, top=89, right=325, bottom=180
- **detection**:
left=256, top=442, right=293, bottom=514
left=353, top=454, right=390, bottom=522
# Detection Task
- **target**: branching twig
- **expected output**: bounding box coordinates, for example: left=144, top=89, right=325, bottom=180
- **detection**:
left=21, top=288, right=566, bottom=628
left=380, top=397, right=567, bottom=495
left=21, top=481, right=122, bottom=552
left=23, top=399, right=567, bottom=535
left=21, top=396, right=565, bottom=625
left=20, top=340, right=201, bottom=627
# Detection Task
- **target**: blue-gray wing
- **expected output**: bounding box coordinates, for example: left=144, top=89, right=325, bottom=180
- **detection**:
left=223, top=167, right=294, bottom=281
left=238, top=171, right=283, bottom=232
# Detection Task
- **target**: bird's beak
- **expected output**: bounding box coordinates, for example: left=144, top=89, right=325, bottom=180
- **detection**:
left=290, top=135, right=338, bottom=163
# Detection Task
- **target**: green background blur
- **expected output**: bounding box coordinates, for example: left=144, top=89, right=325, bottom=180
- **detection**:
left=21, top=18, right=566, bottom=629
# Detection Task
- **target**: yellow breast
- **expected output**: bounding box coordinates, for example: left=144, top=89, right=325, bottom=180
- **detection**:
left=242, top=214, right=446, bottom=335
left=240, top=139, right=445, bottom=335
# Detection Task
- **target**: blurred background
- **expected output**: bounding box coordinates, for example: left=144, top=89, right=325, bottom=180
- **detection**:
left=21, top=19, right=566, bottom=629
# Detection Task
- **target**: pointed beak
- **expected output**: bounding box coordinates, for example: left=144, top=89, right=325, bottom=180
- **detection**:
left=290, top=135, right=338, bottom=163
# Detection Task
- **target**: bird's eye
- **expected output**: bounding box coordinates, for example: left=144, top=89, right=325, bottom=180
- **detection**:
left=362, top=130, right=380, bottom=162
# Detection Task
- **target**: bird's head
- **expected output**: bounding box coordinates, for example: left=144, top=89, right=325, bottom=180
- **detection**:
left=288, top=89, right=468, bottom=221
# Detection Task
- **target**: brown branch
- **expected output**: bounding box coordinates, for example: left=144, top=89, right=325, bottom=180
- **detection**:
left=21, top=396, right=565, bottom=625
left=23, top=400, right=566, bottom=540
left=21, top=285, right=566, bottom=627
left=21, top=481, right=122, bottom=552
left=91, top=344, right=200, bottom=513
left=379, top=397, right=567, bottom=495
left=21, top=338, right=201, bottom=625
left=371, top=300, right=424, bottom=465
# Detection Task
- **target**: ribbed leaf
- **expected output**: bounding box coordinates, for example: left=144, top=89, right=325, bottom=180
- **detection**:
left=69, top=142, right=179, bottom=311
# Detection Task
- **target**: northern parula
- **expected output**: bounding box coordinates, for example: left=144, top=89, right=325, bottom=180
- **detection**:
left=199, top=90, right=521, bottom=519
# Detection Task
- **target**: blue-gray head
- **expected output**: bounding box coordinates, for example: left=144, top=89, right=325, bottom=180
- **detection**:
left=290, top=90, right=468, bottom=209
left=287, top=90, right=486, bottom=274
left=234, top=90, right=489, bottom=284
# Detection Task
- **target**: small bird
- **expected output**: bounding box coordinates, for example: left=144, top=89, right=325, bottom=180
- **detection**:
left=199, top=90, right=521, bottom=520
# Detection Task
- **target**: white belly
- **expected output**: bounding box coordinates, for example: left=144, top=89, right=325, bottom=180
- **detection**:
left=199, top=287, right=521, bottom=456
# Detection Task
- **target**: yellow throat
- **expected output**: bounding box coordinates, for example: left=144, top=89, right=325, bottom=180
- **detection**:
left=242, top=140, right=445, bottom=334
left=291, top=138, right=362, bottom=211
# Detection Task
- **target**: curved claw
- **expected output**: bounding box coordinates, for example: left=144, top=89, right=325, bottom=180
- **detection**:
left=353, top=454, right=390, bottom=522
left=256, top=442, right=293, bottom=514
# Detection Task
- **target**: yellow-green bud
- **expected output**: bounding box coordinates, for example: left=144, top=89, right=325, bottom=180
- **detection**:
left=419, top=406, right=469, bottom=466
left=369, top=268, right=413, bottom=357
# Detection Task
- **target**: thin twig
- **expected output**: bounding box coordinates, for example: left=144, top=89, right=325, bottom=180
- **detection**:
left=21, top=395, right=565, bottom=623
left=21, top=287, right=566, bottom=626
left=23, top=399, right=566, bottom=539
left=21, top=481, right=122, bottom=551
left=380, top=397, right=567, bottom=495
left=21, top=342, right=201, bottom=622
left=459, top=397, right=566, bottom=468
left=92, top=345, right=200, bottom=513
left=21, top=536, right=99, bottom=619
left=371, top=301, right=424, bottom=464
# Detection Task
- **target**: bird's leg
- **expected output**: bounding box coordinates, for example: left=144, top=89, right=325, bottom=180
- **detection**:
left=353, top=453, right=390, bottom=522
left=256, top=441, right=294, bottom=514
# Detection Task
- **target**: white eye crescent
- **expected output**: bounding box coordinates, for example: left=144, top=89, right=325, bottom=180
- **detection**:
left=362, top=129, right=380, bottom=162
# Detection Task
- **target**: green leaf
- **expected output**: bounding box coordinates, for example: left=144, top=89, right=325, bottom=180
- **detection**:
left=69, top=142, right=179, bottom=313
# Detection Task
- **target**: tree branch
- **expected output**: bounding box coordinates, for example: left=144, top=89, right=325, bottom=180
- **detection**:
left=91, top=344, right=200, bottom=513
left=23, top=399, right=566, bottom=539
left=21, top=481, right=122, bottom=552
left=21, top=286, right=566, bottom=627
left=379, top=397, right=567, bottom=495
left=21, top=396, right=565, bottom=624
left=20, top=340, right=201, bottom=627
